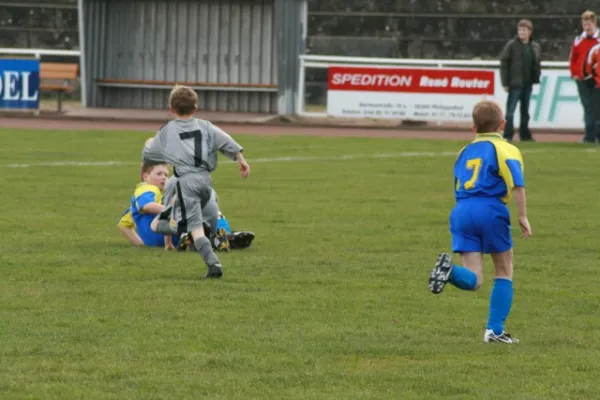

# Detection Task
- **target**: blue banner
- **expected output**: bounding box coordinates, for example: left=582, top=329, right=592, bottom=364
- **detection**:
left=0, top=59, right=40, bottom=110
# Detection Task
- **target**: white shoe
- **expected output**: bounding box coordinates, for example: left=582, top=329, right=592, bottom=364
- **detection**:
left=483, top=329, right=519, bottom=344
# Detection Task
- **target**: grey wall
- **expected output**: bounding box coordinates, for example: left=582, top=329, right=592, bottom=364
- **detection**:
left=275, top=0, right=306, bottom=115
left=82, top=0, right=279, bottom=112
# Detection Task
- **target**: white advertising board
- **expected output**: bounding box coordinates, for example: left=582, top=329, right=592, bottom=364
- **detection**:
left=326, top=65, right=584, bottom=130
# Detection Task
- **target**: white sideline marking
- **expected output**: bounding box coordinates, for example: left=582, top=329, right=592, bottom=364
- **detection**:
left=5, top=149, right=548, bottom=168
left=6, top=161, right=136, bottom=168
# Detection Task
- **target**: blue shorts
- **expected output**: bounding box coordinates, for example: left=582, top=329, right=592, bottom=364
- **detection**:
left=449, top=198, right=512, bottom=254
left=136, top=215, right=179, bottom=247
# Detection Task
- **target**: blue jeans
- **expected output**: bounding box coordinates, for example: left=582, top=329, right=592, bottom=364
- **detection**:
left=576, top=79, right=599, bottom=143
left=503, top=86, right=534, bottom=141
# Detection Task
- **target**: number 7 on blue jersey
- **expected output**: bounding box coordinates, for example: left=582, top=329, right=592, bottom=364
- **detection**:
left=456, top=158, right=482, bottom=190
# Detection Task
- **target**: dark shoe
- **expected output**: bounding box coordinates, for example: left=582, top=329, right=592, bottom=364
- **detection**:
left=428, top=253, right=453, bottom=294
left=483, top=330, right=519, bottom=344
left=211, top=228, right=231, bottom=253
left=204, top=263, right=223, bottom=279
left=228, top=231, right=255, bottom=250
left=177, top=233, right=192, bottom=252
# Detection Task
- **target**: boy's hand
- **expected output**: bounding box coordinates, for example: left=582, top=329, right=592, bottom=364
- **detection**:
left=239, top=159, right=250, bottom=179
left=519, top=216, right=532, bottom=239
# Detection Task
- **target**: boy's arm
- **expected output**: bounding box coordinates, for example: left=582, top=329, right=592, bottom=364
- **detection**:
left=209, top=123, right=250, bottom=178
left=141, top=202, right=165, bottom=214
left=512, top=186, right=527, bottom=220
left=499, top=40, right=512, bottom=89
left=512, top=186, right=532, bottom=238
left=142, top=127, right=167, bottom=163
left=136, top=191, right=166, bottom=215
left=209, top=122, right=244, bottom=161
left=164, top=235, right=175, bottom=251
left=505, top=151, right=532, bottom=238
left=117, top=225, right=144, bottom=246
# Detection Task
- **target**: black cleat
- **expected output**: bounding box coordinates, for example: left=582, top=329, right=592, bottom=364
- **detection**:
left=204, top=263, right=223, bottom=279
left=484, top=330, right=519, bottom=344
left=177, top=233, right=192, bottom=252
left=428, top=253, right=453, bottom=294
left=228, top=231, right=255, bottom=250
left=212, top=228, right=231, bottom=253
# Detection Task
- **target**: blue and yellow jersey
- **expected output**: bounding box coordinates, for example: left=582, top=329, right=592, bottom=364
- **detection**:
left=454, top=132, right=525, bottom=204
left=129, top=182, right=166, bottom=247
left=131, top=182, right=162, bottom=228
left=117, top=207, right=135, bottom=229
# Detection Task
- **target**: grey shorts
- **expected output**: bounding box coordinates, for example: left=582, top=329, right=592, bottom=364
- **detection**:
left=175, top=173, right=219, bottom=234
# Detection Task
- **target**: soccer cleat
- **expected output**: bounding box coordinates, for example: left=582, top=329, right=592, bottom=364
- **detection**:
left=428, top=253, right=453, bottom=294
left=177, top=233, right=192, bottom=252
left=204, top=263, right=223, bottom=279
left=483, top=330, right=519, bottom=344
left=212, top=228, right=231, bottom=253
left=228, top=231, right=255, bottom=250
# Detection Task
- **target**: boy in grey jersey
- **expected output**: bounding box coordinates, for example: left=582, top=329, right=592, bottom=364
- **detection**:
left=143, top=85, right=251, bottom=279
left=155, top=175, right=255, bottom=252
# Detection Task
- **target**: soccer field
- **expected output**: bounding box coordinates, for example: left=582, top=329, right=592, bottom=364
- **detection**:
left=1, top=128, right=599, bottom=399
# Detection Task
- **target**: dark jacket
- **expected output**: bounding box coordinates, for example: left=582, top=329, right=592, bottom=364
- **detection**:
left=499, top=37, right=542, bottom=88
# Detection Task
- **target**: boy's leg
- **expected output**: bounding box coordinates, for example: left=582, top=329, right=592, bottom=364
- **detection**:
left=176, top=179, right=223, bottom=279
left=591, top=87, right=600, bottom=142
left=518, top=85, right=534, bottom=141
left=576, top=79, right=597, bottom=143
left=203, top=189, right=230, bottom=252
left=484, top=250, right=518, bottom=343
left=429, top=252, right=482, bottom=294
left=503, top=88, right=521, bottom=141
left=481, top=204, right=518, bottom=343
left=430, top=203, right=482, bottom=294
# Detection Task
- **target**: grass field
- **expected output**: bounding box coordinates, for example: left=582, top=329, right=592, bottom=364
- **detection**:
left=1, top=128, right=599, bottom=399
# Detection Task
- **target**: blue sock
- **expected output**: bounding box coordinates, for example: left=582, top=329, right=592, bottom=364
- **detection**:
left=448, top=265, right=478, bottom=290
left=486, top=278, right=513, bottom=335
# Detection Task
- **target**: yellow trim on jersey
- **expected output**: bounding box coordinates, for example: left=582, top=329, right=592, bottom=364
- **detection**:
left=118, top=209, right=135, bottom=228
left=469, top=132, right=524, bottom=203
left=133, top=182, right=163, bottom=213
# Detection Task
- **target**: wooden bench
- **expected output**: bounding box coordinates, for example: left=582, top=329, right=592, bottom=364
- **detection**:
left=40, top=62, right=79, bottom=112
left=95, top=78, right=278, bottom=92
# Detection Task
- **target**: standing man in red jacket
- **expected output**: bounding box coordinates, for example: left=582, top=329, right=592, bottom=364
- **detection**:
left=570, top=10, right=600, bottom=143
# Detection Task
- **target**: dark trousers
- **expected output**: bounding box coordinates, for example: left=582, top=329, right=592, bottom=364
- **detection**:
left=576, top=79, right=600, bottom=143
left=503, top=85, right=534, bottom=141
left=591, top=87, right=600, bottom=140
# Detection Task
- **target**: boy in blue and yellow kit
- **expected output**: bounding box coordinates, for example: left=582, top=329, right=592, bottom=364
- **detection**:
left=117, top=162, right=178, bottom=248
left=428, top=100, right=533, bottom=344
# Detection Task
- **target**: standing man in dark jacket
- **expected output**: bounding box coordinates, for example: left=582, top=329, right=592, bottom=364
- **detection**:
left=499, top=19, right=542, bottom=142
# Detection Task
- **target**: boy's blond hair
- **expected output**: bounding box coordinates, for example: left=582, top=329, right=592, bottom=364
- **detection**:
left=472, top=100, right=503, bottom=133
left=169, top=85, right=198, bottom=116
left=582, top=10, right=596, bottom=23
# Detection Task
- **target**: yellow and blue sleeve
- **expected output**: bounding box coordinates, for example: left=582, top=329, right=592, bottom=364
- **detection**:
left=495, top=141, right=525, bottom=191
left=117, top=207, right=135, bottom=228
left=133, top=183, right=162, bottom=213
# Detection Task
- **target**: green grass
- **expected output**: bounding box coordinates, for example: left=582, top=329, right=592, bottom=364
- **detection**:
left=1, top=128, right=599, bottom=399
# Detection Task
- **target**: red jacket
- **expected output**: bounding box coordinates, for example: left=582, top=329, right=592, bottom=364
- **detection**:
left=570, top=31, right=600, bottom=79
left=585, top=43, right=600, bottom=86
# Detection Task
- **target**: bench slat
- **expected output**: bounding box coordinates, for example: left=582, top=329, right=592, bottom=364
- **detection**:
left=40, top=84, right=74, bottom=92
left=96, top=78, right=276, bottom=89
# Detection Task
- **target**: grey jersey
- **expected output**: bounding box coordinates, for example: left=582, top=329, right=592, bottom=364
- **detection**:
left=143, top=118, right=243, bottom=177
